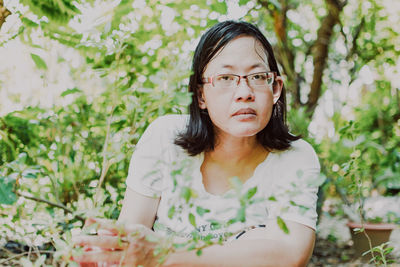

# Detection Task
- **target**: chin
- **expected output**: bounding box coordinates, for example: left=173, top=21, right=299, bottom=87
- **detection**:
left=214, top=121, right=265, bottom=138
left=230, top=128, right=261, bottom=137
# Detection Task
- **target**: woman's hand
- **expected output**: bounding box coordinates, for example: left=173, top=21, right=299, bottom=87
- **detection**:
left=72, top=218, right=171, bottom=267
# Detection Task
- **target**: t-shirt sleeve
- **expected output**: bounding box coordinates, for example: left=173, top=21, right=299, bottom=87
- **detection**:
left=266, top=140, right=322, bottom=230
left=126, top=116, right=175, bottom=198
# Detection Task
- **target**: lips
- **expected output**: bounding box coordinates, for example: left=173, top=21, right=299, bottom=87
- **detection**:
left=232, top=108, right=257, bottom=117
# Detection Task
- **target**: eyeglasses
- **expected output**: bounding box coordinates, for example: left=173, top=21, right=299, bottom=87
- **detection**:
left=202, top=72, right=276, bottom=89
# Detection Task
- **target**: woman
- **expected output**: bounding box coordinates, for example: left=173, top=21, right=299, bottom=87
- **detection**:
left=74, top=20, right=321, bottom=267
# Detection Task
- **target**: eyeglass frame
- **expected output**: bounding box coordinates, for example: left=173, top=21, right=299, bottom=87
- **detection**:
left=201, top=71, right=277, bottom=89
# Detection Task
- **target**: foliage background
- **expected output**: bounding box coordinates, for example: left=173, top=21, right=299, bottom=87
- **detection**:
left=0, top=0, right=399, bottom=265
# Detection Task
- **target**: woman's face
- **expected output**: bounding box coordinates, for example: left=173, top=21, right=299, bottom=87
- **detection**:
left=199, top=36, right=283, bottom=139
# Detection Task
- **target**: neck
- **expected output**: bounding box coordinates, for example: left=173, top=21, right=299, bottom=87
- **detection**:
left=206, top=134, right=266, bottom=166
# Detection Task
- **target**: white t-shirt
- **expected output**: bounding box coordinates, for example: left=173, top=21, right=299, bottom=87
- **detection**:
left=126, top=114, right=321, bottom=241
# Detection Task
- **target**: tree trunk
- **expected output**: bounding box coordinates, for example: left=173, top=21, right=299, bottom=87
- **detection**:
left=258, top=0, right=346, bottom=118
left=307, top=0, right=346, bottom=114
left=259, top=0, right=302, bottom=107
left=0, top=0, right=11, bottom=29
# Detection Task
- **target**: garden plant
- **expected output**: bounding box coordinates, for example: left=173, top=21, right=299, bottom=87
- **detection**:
left=0, top=0, right=399, bottom=266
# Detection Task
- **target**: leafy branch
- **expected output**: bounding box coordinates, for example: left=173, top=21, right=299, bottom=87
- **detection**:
left=15, top=190, right=85, bottom=222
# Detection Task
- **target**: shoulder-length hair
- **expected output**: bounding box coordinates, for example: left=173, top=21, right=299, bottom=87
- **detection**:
left=175, top=20, right=300, bottom=156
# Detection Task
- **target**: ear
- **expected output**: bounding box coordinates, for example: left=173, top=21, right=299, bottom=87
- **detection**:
left=272, top=76, right=283, bottom=104
left=198, top=87, right=207, bottom=109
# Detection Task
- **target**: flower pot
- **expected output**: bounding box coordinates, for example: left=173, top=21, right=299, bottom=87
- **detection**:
left=347, top=221, right=397, bottom=260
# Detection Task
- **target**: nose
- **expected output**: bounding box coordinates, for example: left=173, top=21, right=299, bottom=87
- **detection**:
left=234, top=78, right=255, bottom=102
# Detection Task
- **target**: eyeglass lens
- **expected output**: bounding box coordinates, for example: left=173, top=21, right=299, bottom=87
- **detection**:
left=214, top=73, right=273, bottom=88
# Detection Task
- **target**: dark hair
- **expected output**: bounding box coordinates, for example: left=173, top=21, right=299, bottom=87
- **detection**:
left=175, top=20, right=299, bottom=156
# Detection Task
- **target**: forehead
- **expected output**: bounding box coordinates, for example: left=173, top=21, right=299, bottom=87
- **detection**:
left=204, top=36, right=268, bottom=74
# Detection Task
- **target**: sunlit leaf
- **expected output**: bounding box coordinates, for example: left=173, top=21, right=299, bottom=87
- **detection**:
left=196, top=206, right=210, bottom=216
left=168, top=206, right=175, bottom=219
left=21, top=169, right=40, bottom=179
left=277, top=216, right=289, bottom=234
left=236, top=206, right=246, bottom=223
left=189, top=213, right=196, bottom=227
left=181, top=186, right=191, bottom=203
left=244, top=186, right=257, bottom=200
left=30, top=53, right=47, bottom=70
left=61, top=88, right=82, bottom=97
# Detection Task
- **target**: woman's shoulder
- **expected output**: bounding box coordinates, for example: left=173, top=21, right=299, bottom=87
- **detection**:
left=289, top=139, right=316, bottom=153
left=148, top=114, right=189, bottom=130
left=273, top=139, right=319, bottom=168
left=143, top=114, right=189, bottom=143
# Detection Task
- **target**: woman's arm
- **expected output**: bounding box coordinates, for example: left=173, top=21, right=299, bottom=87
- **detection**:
left=163, top=219, right=315, bottom=267
left=73, top=218, right=314, bottom=267
left=76, top=183, right=315, bottom=267
left=118, top=187, right=160, bottom=228
left=73, top=217, right=314, bottom=266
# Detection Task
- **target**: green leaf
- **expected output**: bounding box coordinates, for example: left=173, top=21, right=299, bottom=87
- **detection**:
left=187, top=243, right=196, bottom=251
left=20, top=0, right=80, bottom=22
left=180, top=186, right=191, bottom=203
left=236, top=206, right=246, bottom=223
left=339, top=121, right=353, bottom=134
left=189, top=213, right=196, bottom=227
left=244, top=186, right=257, bottom=200
left=171, top=169, right=182, bottom=176
left=168, top=206, right=175, bottom=219
left=196, top=249, right=203, bottom=256
left=22, top=168, right=41, bottom=179
left=21, top=172, right=37, bottom=179
left=30, top=53, right=47, bottom=70
left=203, top=234, right=213, bottom=242
left=227, top=218, right=236, bottom=225
left=0, top=176, right=17, bottom=205
left=239, top=0, right=249, bottom=6
left=209, top=220, right=221, bottom=230
left=196, top=206, right=210, bottom=217
left=21, top=17, right=39, bottom=27
left=61, top=88, right=82, bottom=97
left=173, top=243, right=187, bottom=249
left=268, top=196, right=277, bottom=201
left=277, top=216, right=289, bottom=234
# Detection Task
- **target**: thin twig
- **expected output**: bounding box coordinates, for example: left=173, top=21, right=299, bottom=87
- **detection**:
left=15, top=191, right=84, bottom=222
left=356, top=178, right=377, bottom=264
left=359, top=211, right=376, bottom=263
left=94, top=108, right=115, bottom=206
left=0, top=249, right=54, bottom=265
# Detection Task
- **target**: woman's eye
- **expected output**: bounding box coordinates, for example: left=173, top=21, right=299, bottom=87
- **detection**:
left=251, top=74, right=266, bottom=80
left=218, top=75, right=233, bottom=81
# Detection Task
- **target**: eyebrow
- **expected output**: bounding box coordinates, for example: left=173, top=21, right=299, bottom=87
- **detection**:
left=220, top=63, right=267, bottom=70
